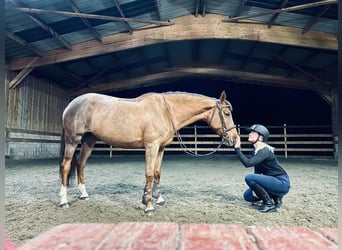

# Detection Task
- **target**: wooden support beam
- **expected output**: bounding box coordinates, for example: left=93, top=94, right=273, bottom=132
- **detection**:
left=223, top=0, right=337, bottom=22
left=72, top=66, right=332, bottom=96
left=9, top=57, right=39, bottom=89
left=7, top=14, right=337, bottom=71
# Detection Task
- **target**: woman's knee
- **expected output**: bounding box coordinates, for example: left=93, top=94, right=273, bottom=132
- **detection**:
left=245, top=174, right=255, bottom=185
left=243, top=189, right=259, bottom=202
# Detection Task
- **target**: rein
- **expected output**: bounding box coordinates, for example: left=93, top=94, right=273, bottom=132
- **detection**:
left=162, top=96, right=235, bottom=157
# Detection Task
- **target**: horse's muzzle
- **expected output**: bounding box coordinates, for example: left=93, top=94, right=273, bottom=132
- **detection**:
left=222, top=126, right=237, bottom=146
left=223, top=136, right=235, bottom=147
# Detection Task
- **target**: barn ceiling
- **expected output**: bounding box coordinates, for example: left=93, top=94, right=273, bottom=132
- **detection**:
left=5, top=0, right=338, bottom=102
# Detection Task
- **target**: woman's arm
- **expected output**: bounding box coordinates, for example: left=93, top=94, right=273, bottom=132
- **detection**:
left=234, top=136, right=269, bottom=167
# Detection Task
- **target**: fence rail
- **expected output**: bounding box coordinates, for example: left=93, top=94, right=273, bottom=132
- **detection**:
left=5, top=125, right=336, bottom=158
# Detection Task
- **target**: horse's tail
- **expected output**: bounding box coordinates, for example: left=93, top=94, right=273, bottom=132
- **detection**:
left=59, top=128, right=77, bottom=186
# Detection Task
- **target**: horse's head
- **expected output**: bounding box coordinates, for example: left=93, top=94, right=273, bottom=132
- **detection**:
left=208, top=91, right=238, bottom=146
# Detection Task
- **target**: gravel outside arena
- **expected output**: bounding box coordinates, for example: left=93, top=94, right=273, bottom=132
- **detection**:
left=5, top=154, right=338, bottom=246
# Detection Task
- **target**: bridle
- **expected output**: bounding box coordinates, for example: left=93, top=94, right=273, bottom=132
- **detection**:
left=163, top=96, right=236, bottom=157
left=208, top=100, right=237, bottom=141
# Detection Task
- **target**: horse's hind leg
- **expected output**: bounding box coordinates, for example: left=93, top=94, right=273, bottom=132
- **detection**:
left=77, top=133, right=97, bottom=200
left=152, top=148, right=166, bottom=206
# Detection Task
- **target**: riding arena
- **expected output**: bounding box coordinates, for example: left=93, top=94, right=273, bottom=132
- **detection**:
left=4, top=0, right=338, bottom=249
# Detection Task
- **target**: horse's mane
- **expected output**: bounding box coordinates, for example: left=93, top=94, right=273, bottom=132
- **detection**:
left=134, top=91, right=214, bottom=101
left=163, top=91, right=213, bottom=99
left=161, top=91, right=216, bottom=99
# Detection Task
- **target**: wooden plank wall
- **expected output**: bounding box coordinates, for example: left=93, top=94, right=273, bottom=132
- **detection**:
left=5, top=71, right=70, bottom=133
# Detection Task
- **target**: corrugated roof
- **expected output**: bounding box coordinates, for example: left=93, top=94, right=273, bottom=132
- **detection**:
left=4, top=0, right=338, bottom=98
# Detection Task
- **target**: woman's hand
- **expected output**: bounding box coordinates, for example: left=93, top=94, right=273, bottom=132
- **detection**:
left=234, top=135, right=241, bottom=148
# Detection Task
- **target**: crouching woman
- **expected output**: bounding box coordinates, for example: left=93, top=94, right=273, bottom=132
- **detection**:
left=234, top=124, right=290, bottom=213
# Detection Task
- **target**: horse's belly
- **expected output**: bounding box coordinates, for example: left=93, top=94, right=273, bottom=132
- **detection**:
left=96, top=134, right=145, bottom=149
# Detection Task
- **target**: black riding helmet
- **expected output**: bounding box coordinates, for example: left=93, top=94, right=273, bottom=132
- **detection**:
left=246, top=124, right=270, bottom=142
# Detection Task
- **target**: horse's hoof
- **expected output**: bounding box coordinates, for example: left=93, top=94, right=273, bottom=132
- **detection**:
left=80, top=196, right=89, bottom=201
left=144, top=207, right=155, bottom=214
left=156, top=200, right=166, bottom=206
left=58, top=203, right=69, bottom=208
left=156, top=196, right=165, bottom=206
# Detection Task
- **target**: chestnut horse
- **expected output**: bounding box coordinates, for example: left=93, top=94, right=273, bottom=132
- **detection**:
left=59, top=91, right=238, bottom=212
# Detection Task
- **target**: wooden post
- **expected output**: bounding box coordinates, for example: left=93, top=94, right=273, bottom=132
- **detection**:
left=194, top=125, right=197, bottom=154
left=284, top=124, right=288, bottom=158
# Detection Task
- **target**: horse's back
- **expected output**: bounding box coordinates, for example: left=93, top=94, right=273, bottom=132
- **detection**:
left=62, top=93, right=169, bottom=145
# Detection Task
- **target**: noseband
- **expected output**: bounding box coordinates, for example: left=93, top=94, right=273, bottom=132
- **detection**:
left=209, top=100, right=236, bottom=141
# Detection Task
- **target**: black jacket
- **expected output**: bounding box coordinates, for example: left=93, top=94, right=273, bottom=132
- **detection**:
left=235, top=146, right=288, bottom=177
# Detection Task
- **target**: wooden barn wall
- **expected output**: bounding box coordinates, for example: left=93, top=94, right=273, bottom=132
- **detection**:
left=5, top=71, right=70, bottom=133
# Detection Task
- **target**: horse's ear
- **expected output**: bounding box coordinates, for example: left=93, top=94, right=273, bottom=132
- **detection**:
left=219, top=91, right=227, bottom=103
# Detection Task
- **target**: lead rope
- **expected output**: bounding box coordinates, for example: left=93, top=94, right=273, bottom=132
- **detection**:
left=162, top=95, right=225, bottom=157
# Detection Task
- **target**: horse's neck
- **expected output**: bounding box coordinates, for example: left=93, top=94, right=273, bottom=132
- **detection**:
left=164, top=94, right=215, bottom=130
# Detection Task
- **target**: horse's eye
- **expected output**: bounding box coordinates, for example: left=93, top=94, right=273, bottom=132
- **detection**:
left=224, top=112, right=230, bottom=116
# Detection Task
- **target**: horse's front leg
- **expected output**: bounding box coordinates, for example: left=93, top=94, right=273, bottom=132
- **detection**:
left=59, top=145, right=75, bottom=208
left=59, top=164, right=69, bottom=208
left=77, top=134, right=96, bottom=200
left=142, top=144, right=159, bottom=213
left=152, top=147, right=166, bottom=206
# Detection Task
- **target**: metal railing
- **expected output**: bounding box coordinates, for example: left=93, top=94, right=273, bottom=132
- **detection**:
left=5, top=125, right=336, bottom=158
left=88, top=124, right=335, bottom=158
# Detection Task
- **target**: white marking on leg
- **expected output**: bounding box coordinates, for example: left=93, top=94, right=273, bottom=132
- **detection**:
left=144, top=207, right=155, bottom=213
left=59, top=185, right=68, bottom=205
left=78, top=183, right=89, bottom=199
left=156, top=195, right=165, bottom=205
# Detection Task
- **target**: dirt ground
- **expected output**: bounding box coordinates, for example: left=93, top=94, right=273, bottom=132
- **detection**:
left=5, top=154, right=338, bottom=246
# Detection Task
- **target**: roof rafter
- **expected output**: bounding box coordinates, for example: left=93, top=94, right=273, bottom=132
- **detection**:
left=202, top=0, right=207, bottom=17
left=287, top=51, right=318, bottom=77
left=113, top=0, right=133, bottom=34
left=71, top=54, right=129, bottom=91
left=9, top=0, right=72, bottom=50
left=154, top=0, right=162, bottom=20
left=65, top=0, right=102, bottom=42
left=239, top=42, right=257, bottom=70
left=262, top=46, right=288, bottom=73
left=302, top=5, right=332, bottom=34
left=223, top=0, right=337, bottom=23
left=275, top=55, right=333, bottom=86
left=267, top=0, right=288, bottom=28
left=233, top=0, right=247, bottom=19
left=7, top=7, right=174, bottom=26
left=5, top=30, right=43, bottom=57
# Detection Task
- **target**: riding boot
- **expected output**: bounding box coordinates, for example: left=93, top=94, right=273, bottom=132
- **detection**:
left=273, top=196, right=283, bottom=208
left=249, top=182, right=276, bottom=213
left=258, top=197, right=276, bottom=213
